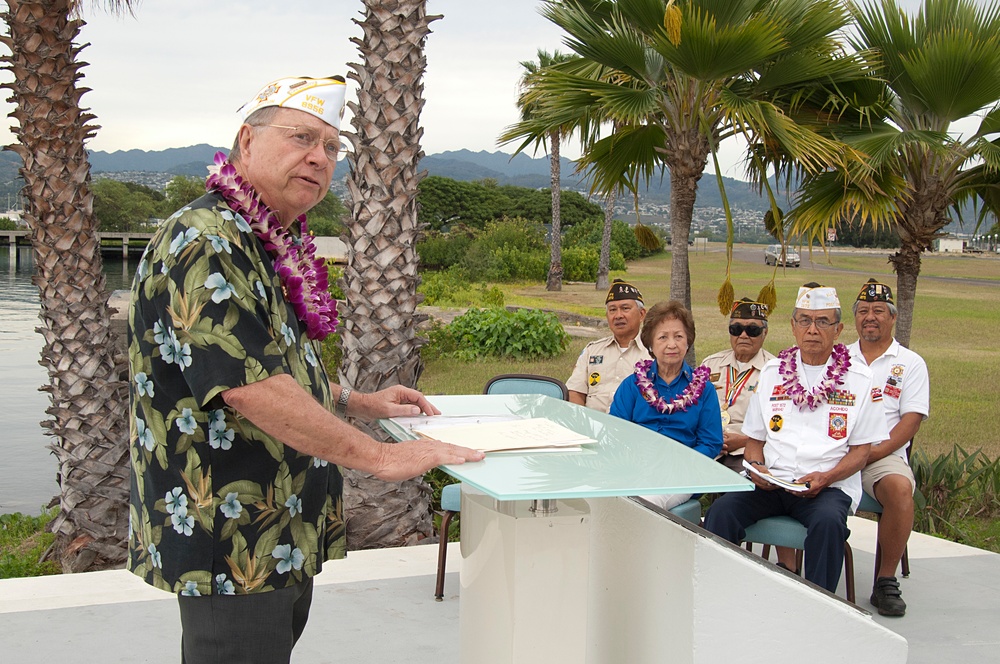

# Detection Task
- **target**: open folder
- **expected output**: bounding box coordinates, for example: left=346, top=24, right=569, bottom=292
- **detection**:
left=409, top=417, right=597, bottom=454
left=742, top=460, right=810, bottom=492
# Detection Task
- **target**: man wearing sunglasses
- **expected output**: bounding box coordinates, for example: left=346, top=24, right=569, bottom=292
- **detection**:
left=702, top=298, right=775, bottom=472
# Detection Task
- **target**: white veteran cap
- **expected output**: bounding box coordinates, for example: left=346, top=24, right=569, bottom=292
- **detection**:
left=794, top=282, right=840, bottom=310
left=239, top=76, right=347, bottom=130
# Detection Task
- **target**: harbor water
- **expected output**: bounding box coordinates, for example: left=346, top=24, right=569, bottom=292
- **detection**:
left=0, top=246, right=135, bottom=514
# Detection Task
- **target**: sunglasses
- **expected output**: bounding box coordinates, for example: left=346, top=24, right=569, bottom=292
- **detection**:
left=729, top=323, right=766, bottom=338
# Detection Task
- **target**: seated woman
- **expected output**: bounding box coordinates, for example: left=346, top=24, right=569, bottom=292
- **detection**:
left=610, top=300, right=723, bottom=510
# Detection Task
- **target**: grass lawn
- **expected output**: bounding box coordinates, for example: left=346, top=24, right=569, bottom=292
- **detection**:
left=419, top=243, right=1000, bottom=460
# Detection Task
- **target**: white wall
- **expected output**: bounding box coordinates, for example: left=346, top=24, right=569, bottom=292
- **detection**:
left=585, top=497, right=907, bottom=664
left=311, top=236, right=347, bottom=261
left=934, top=238, right=964, bottom=253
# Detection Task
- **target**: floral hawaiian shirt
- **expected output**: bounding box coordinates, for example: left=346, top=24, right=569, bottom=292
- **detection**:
left=127, top=191, right=345, bottom=596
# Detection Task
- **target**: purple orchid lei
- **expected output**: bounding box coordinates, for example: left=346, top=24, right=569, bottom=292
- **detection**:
left=205, top=152, right=338, bottom=341
left=777, top=343, right=851, bottom=410
left=634, top=359, right=711, bottom=414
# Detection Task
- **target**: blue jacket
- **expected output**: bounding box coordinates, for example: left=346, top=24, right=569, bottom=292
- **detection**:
left=610, top=360, right=724, bottom=459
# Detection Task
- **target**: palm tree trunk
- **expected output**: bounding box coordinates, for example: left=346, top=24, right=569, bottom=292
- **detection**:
left=667, top=141, right=707, bottom=364
left=889, top=241, right=922, bottom=348
left=1, top=0, right=129, bottom=572
left=340, top=0, right=437, bottom=549
left=596, top=191, right=616, bottom=291
left=668, top=169, right=699, bottom=309
left=547, top=129, right=563, bottom=291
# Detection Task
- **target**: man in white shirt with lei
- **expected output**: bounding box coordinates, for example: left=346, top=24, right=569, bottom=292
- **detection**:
left=704, top=283, right=888, bottom=593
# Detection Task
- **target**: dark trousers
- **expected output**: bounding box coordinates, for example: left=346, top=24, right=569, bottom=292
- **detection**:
left=704, top=487, right=852, bottom=593
left=178, top=577, right=314, bottom=664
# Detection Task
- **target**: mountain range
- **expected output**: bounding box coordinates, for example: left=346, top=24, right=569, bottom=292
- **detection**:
left=1, top=144, right=775, bottom=213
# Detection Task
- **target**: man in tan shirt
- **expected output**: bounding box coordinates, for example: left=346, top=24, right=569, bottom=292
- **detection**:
left=566, top=279, right=648, bottom=412
left=701, top=298, right=775, bottom=472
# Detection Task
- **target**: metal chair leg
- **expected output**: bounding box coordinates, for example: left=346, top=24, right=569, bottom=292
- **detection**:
left=435, top=510, right=456, bottom=601
left=844, top=541, right=856, bottom=604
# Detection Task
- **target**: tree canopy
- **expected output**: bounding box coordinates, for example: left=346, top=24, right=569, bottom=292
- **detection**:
left=417, top=175, right=602, bottom=230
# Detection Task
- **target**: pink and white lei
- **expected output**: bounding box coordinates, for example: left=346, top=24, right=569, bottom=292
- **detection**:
left=778, top=344, right=851, bottom=410
left=206, top=152, right=338, bottom=341
left=634, top=360, right=711, bottom=414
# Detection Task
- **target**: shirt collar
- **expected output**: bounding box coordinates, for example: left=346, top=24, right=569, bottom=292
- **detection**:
left=651, top=359, right=693, bottom=387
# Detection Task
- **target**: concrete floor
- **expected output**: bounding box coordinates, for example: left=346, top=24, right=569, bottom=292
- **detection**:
left=1, top=516, right=997, bottom=663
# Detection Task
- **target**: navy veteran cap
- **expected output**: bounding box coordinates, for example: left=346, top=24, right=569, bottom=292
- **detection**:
left=605, top=279, right=644, bottom=306
left=856, top=278, right=893, bottom=304
left=730, top=297, right=768, bottom=321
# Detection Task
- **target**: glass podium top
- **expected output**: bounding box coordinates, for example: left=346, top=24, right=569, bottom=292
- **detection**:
left=378, top=394, right=752, bottom=502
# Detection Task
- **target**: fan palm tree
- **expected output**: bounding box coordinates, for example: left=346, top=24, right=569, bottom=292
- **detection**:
left=339, top=0, right=438, bottom=549
left=505, top=0, right=866, bottom=324
left=789, top=0, right=1000, bottom=346
left=0, top=0, right=134, bottom=572
left=516, top=49, right=579, bottom=291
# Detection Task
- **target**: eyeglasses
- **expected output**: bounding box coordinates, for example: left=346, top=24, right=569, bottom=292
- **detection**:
left=792, top=316, right=837, bottom=330
left=729, top=323, right=766, bottom=338
left=263, top=124, right=343, bottom=161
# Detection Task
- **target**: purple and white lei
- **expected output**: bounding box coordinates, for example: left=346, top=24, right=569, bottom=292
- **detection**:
left=634, top=360, right=711, bottom=414
left=206, top=152, right=338, bottom=341
left=777, top=343, right=851, bottom=410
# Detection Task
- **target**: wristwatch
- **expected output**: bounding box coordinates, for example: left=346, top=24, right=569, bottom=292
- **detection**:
left=747, top=460, right=765, bottom=467
left=336, top=387, right=352, bottom=417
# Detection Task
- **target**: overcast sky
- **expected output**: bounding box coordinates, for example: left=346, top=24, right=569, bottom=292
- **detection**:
left=0, top=0, right=964, bottom=180
left=0, top=2, right=588, bottom=161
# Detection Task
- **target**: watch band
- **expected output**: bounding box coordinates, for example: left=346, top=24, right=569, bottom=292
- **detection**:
left=336, top=387, right=352, bottom=417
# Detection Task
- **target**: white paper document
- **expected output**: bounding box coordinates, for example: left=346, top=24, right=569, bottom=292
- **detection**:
left=408, top=417, right=597, bottom=454
left=742, top=460, right=810, bottom=493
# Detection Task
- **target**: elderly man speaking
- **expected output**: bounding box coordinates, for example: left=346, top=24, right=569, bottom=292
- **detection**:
left=704, top=283, right=888, bottom=593
left=127, top=76, right=483, bottom=663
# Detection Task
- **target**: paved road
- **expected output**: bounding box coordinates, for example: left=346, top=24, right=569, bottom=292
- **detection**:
left=729, top=244, right=1000, bottom=286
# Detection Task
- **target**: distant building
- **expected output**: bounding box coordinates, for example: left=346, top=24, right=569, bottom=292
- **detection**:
left=2, top=209, right=24, bottom=225
left=311, top=236, right=348, bottom=263
left=933, top=237, right=964, bottom=253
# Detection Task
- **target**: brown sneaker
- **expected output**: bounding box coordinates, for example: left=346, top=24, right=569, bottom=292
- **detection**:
left=871, top=576, right=906, bottom=616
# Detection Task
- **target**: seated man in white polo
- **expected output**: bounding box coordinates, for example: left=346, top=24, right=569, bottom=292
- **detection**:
left=849, top=278, right=929, bottom=616
left=704, top=283, right=888, bottom=593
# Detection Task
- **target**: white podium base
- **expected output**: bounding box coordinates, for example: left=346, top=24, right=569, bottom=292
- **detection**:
left=459, top=491, right=591, bottom=664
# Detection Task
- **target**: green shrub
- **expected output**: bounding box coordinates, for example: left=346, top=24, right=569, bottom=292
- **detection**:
left=563, top=217, right=652, bottom=261
left=0, top=509, right=60, bottom=579
left=562, top=246, right=599, bottom=281
left=321, top=263, right=345, bottom=378
left=307, top=217, right=343, bottom=237
left=417, top=232, right=474, bottom=270
left=560, top=246, right=626, bottom=281
left=458, top=217, right=550, bottom=282
left=419, top=267, right=505, bottom=308
left=430, top=307, right=569, bottom=360
left=0, top=217, right=18, bottom=231
left=911, top=445, right=1000, bottom=540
